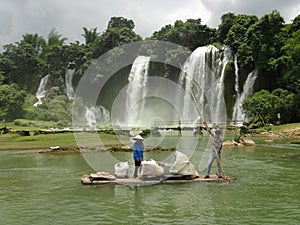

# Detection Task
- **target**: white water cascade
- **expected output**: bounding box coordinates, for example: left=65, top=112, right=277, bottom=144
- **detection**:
left=65, top=68, right=75, bottom=99
left=85, top=105, right=110, bottom=129
left=33, top=74, right=50, bottom=107
left=125, top=56, right=150, bottom=128
left=179, top=45, right=232, bottom=125
left=232, top=69, right=258, bottom=125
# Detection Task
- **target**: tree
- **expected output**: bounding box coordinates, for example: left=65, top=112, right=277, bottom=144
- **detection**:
left=0, top=42, right=42, bottom=93
left=151, top=19, right=216, bottom=50
left=47, top=28, right=67, bottom=47
left=236, top=11, right=288, bottom=92
left=28, top=94, right=73, bottom=126
left=107, top=16, right=135, bottom=30
left=0, top=84, right=26, bottom=121
left=242, top=90, right=278, bottom=126
left=93, top=17, right=142, bottom=58
left=217, top=13, right=236, bottom=42
left=225, top=14, right=258, bottom=51
left=275, top=29, right=300, bottom=95
left=271, top=88, right=295, bottom=124
left=242, top=10, right=285, bottom=71
left=46, top=95, right=73, bottom=126
left=82, top=27, right=98, bottom=45
left=242, top=88, right=298, bottom=126
left=278, top=28, right=300, bottom=122
left=20, top=33, right=46, bottom=54
left=151, top=24, right=173, bottom=41
left=281, top=29, right=300, bottom=66
left=289, top=14, right=300, bottom=33
left=41, top=30, right=72, bottom=94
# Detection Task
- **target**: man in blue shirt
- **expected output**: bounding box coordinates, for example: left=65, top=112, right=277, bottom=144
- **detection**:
left=132, top=135, right=144, bottom=178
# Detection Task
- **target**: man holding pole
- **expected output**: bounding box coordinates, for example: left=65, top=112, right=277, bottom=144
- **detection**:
left=203, top=121, right=223, bottom=179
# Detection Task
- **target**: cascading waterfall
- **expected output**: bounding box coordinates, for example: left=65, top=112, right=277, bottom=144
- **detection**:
left=179, top=45, right=232, bottom=125
left=231, top=55, right=241, bottom=125
left=215, top=45, right=233, bottom=120
left=33, top=74, right=50, bottom=107
left=232, top=69, right=258, bottom=125
left=125, top=56, right=150, bottom=128
left=233, top=55, right=240, bottom=103
left=85, top=105, right=110, bottom=129
left=65, top=68, right=75, bottom=99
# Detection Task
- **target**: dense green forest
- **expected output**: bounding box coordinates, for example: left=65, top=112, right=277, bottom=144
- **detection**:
left=0, top=10, right=299, bottom=127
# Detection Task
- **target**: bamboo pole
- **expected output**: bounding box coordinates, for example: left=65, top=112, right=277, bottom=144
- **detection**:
left=189, top=88, right=228, bottom=181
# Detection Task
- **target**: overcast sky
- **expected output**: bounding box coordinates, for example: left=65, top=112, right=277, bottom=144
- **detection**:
left=0, top=0, right=299, bottom=48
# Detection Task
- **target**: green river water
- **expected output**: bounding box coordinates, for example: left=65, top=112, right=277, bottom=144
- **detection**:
left=0, top=135, right=299, bottom=225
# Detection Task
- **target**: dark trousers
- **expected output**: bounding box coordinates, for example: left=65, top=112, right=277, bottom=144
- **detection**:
left=133, top=160, right=141, bottom=178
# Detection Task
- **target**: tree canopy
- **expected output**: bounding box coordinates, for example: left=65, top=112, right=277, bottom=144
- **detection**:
left=242, top=89, right=296, bottom=126
left=151, top=18, right=216, bottom=50
left=0, top=13, right=299, bottom=126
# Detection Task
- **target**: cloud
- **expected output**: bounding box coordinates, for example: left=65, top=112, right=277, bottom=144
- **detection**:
left=0, top=0, right=299, bottom=48
left=202, top=0, right=300, bottom=27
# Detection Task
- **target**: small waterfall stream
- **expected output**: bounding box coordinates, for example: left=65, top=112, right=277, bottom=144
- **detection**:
left=232, top=69, right=258, bottom=125
left=65, top=68, right=75, bottom=99
left=85, top=105, right=110, bottom=129
left=33, top=74, right=50, bottom=107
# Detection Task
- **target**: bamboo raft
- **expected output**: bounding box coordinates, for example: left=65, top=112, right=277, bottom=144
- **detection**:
left=81, top=173, right=237, bottom=186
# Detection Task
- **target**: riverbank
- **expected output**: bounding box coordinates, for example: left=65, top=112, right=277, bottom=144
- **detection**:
left=242, top=122, right=300, bottom=144
left=0, top=131, right=124, bottom=151
left=0, top=122, right=299, bottom=151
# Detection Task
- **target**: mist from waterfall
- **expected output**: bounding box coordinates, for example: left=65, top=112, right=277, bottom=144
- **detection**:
left=125, top=56, right=150, bottom=128
left=85, top=105, right=110, bottom=129
left=232, top=69, right=258, bottom=125
left=33, top=74, right=50, bottom=107
left=65, top=68, right=75, bottom=99
left=178, top=45, right=232, bottom=126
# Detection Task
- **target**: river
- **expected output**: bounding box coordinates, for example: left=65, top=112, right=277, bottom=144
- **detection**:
left=0, top=135, right=299, bottom=225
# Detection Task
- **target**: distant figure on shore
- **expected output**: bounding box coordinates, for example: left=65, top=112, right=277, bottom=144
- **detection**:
left=178, top=120, right=182, bottom=137
left=132, top=135, right=144, bottom=178
left=193, top=126, right=203, bottom=137
left=239, top=123, right=248, bottom=137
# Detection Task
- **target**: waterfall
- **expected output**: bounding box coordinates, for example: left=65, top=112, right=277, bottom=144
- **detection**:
left=125, top=56, right=150, bottom=128
left=232, top=69, right=258, bottom=125
left=65, top=68, right=75, bottom=99
left=33, top=74, right=50, bottom=107
left=231, top=55, right=241, bottom=124
left=179, top=45, right=231, bottom=125
left=233, top=55, right=240, bottom=101
left=215, top=45, right=233, bottom=120
left=85, top=105, right=110, bottom=129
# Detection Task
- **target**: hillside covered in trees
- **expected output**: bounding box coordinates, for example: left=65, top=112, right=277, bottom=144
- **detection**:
left=0, top=10, right=299, bottom=127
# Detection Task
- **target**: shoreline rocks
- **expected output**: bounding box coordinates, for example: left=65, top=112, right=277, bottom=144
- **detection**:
left=223, top=138, right=256, bottom=147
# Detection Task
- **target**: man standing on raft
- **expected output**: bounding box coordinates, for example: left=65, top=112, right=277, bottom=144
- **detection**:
left=132, top=135, right=144, bottom=178
left=203, top=121, right=223, bottom=179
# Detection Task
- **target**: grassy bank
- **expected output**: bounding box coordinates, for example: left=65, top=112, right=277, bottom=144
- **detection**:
left=266, top=122, right=300, bottom=133
left=0, top=132, right=76, bottom=150
left=1, top=120, right=299, bottom=151
left=250, top=122, right=300, bottom=137
left=0, top=132, right=126, bottom=151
